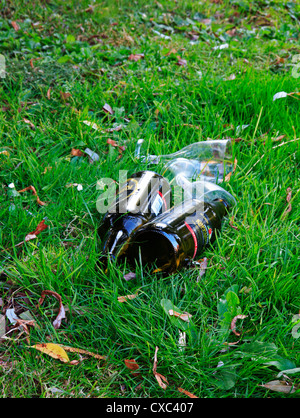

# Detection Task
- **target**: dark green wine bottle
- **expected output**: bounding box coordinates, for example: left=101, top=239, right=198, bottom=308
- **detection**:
left=98, top=171, right=171, bottom=261
left=122, top=197, right=230, bottom=273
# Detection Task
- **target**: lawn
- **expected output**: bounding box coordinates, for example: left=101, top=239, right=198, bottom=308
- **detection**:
left=0, top=0, right=300, bottom=398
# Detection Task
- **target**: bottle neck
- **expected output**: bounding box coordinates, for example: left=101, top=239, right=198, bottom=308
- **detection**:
left=210, top=198, right=230, bottom=218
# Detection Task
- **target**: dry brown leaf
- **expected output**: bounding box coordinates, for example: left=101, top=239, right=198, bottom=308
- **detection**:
left=230, top=314, right=248, bottom=336
left=23, top=118, right=35, bottom=130
left=229, top=215, right=239, bottom=231
left=71, top=148, right=84, bottom=157
left=46, top=87, right=51, bottom=100
left=11, top=21, right=20, bottom=31
left=60, top=91, right=72, bottom=101
left=125, top=358, right=140, bottom=371
left=165, top=48, right=177, bottom=56
left=13, top=220, right=49, bottom=249
left=153, top=346, right=168, bottom=390
left=62, top=345, right=107, bottom=361
left=42, top=166, right=52, bottom=174
left=29, top=57, right=42, bottom=69
left=37, top=290, right=66, bottom=329
left=178, top=387, right=198, bottom=398
left=128, top=53, right=144, bottom=61
left=124, top=359, right=141, bottom=377
left=168, top=309, right=192, bottom=322
left=107, top=138, right=126, bottom=156
left=117, top=294, right=138, bottom=303
left=13, top=318, right=36, bottom=344
left=282, top=187, right=292, bottom=218
left=18, top=185, right=47, bottom=206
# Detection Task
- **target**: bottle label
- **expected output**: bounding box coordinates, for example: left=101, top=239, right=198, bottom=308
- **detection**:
left=185, top=214, right=213, bottom=259
left=151, top=191, right=167, bottom=216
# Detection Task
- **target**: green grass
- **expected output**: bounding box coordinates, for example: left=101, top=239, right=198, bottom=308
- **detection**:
left=0, top=0, right=300, bottom=398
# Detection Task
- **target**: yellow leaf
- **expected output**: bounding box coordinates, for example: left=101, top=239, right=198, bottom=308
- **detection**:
left=31, top=343, right=70, bottom=363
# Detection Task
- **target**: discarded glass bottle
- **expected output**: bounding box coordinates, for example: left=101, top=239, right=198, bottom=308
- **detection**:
left=122, top=192, right=234, bottom=274
left=135, top=138, right=233, bottom=183
left=98, top=171, right=171, bottom=262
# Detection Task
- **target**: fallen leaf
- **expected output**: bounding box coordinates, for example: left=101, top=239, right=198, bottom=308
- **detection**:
left=27, top=219, right=48, bottom=237
left=29, top=57, right=42, bottom=69
left=224, top=157, right=237, bottom=182
left=153, top=346, right=168, bottom=390
left=31, top=343, right=70, bottom=363
left=117, top=294, right=138, bottom=303
left=128, top=53, right=144, bottom=61
left=17, top=185, right=47, bottom=206
left=176, top=58, right=187, bottom=67
left=62, top=345, right=106, bottom=361
left=272, top=134, right=285, bottom=143
left=82, top=120, right=99, bottom=130
left=152, top=29, right=171, bottom=40
left=225, top=74, right=236, bottom=81
left=213, top=43, right=229, bottom=51
left=230, top=314, right=248, bottom=336
left=71, top=148, right=84, bottom=157
left=273, top=91, right=300, bottom=101
left=60, top=91, right=72, bottom=101
left=168, top=309, right=192, bottom=322
left=107, top=138, right=126, bottom=155
left=6, top=308, right=19, bottom=325
left=13, top=318, right=36, bottom=344
left=104, top=125, right=123, bottom=133
left=103, top=103, right=114, bottom=115
left=196, top=257, right=208, bottom=281
left=23, top=118, right=35, bottom=130
left=82, top=120, right=123, bottom=134
left=273, top=91, right=288, bottom=101
left=282, top=187, right=292, bottom=218
left=37, top=290, right=66, bottom=329
left=12, top=220, right=49, bottom=249
left=65, top=183, right=83, bottom=191
left=124, top=359, right=141, bottom=377
left=123, top=272, right=136, bottom=281
left=42, top=166, right=52, bottom=174
left=178, top=387, right=198, bottom=398
left=46, top=87, right=51, bottom=100
left=11, top=21, right=20, bottom=31
left=229, top=215, right=239, bottom=231
left=165, top=48, right=177, bottom=56
left=0, top=150, right=9, bottom=156
left=260, top=380, right=297, bottom=394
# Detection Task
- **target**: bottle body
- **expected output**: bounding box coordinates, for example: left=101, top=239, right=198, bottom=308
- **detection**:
left=135, top=138, right=233, bottom=183
left=98, top=171, right=171, bottom=261
left=123, top=198, right=229, bottom=273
